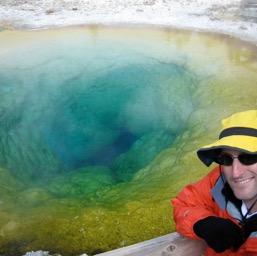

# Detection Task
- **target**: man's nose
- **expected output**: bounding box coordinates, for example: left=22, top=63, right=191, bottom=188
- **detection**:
left=231, top=159, right=245, bottom=178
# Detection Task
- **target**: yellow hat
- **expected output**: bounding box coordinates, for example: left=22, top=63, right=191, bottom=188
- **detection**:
left=197, top=110, right=257, bottom=166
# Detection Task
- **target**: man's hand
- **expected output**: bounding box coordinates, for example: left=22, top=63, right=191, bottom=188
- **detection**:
left=193, top=216, right=245, bottom=253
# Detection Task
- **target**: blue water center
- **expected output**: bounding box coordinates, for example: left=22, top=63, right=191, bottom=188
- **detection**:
left=0, top=27, right=197, bottom=186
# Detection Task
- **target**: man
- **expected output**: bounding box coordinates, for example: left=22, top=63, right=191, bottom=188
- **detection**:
left=172, top=110, right=257, bottom=255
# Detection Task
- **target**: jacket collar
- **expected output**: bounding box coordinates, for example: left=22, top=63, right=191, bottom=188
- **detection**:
left=211, top=172, right=242, bottom=218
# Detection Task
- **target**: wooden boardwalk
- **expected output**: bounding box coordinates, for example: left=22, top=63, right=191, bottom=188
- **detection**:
left=95, top=232, right=206, bottom=256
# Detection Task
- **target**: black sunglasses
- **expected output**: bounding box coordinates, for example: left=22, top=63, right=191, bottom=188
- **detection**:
left=217, top=153, right=257, bottom=166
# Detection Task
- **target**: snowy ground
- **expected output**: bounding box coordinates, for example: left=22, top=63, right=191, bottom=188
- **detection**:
left=0, top=0, right=257, bottom=44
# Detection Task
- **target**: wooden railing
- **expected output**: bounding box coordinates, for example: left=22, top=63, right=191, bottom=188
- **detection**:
left=95, top=232, right=207, bottom=256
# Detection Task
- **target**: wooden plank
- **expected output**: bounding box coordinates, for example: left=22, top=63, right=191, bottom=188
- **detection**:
left=95, top=232, right=206, bottom=256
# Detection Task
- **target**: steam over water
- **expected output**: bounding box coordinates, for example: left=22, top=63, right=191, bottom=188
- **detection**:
left=0, top=27, right=197, bottom=185
left=0, top=26, right=257, bottom=255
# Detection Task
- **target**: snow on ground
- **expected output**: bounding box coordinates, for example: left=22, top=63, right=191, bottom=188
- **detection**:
left=0, top=0, right=257, bottom=44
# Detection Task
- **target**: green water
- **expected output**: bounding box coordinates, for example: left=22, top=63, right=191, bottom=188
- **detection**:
left=0, top=26, right=257, bottom=255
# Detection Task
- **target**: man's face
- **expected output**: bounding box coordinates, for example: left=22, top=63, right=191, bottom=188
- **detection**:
left=222, top=148, right=257, bottom=209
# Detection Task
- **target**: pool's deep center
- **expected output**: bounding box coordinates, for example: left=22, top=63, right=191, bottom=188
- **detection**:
left=0, top=28, right=198, bottom=189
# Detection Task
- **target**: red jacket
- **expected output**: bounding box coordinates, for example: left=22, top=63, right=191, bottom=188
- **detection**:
left=171, top=166, right=257, bottom=255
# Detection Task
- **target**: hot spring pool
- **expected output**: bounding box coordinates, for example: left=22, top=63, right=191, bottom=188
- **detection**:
left=0, top=26, right=257, bottom=255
